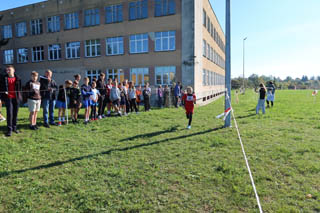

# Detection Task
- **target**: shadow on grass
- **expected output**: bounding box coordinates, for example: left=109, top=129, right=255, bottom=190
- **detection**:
left=0, top=126, right=224, bottom=178
left=236, top=114, right=256, bottom=119
left=119, top=125, right=180, bottom=142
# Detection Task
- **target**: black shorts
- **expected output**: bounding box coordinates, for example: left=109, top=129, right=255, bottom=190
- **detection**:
left=112, top=99, right=120, bottom=107
left=104, top=96, right=111, bottom=104
left=69, top=100, right=81, bottom=109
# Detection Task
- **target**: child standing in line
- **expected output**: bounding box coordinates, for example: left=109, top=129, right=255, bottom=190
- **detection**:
left=136, top=84, right=142, bottom=111
left=256, top=83, right=267, bottom=114
left=25, top=71, right=41, bottom=130
left=119, top=84, right=127, bottom=116
left=128, top=82, right=138, bottom=114
left=69, top=80, right=81, bottom=123
left=182, top=86, right=196, bottom=129
left=164, top=85, right=170, bottom=107
left=90, top=81, right=100, bottom=120
left=110, top=81, right=121, bottom=116
left=56, top=80, right=72, bottom=126
left=81, top=77, right=93, bottom=124
left=105, top=78, right=113, bottom=117
left=143, top=84, right=151, bottom=111
left=158, top=85, right=163, bottom=108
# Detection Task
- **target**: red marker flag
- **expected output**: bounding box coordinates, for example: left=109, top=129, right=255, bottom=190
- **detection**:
left=216, top=107, right=232, bottom=120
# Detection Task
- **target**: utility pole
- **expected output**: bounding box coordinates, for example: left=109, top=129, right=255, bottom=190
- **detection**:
left=224, top=0, right=231, bottom=127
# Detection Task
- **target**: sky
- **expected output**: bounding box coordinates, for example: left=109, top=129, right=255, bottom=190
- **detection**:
left=1, top=0, right=320, bottom=79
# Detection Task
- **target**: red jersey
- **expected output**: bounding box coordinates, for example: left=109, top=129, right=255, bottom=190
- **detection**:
left=7, top=77, right=16, bottom=99
left=182, top=94, right=196, bottom=113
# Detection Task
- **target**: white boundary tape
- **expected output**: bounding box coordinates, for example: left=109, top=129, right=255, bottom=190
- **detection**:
left=226, top=93, right=263, bottom=213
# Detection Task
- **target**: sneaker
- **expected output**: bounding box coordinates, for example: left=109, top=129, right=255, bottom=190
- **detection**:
left=13, top=129, right=20, bottom=134
left=5, top=131, right=11, bottom=137
left=91, top=118, right=95, bottom=121
left=29, top=125, right=35, bottom=130
left=95, top=118, right=98, bottom=121
left=34, top=125, right=39, bottom=130
left=102, top=114, right=106, bottom=118
left=0, top=117, right=5, bottom=122
left=84, top=120, right=88, bottom=125
left=58, top=122, right=62, bottom=126
left=50, top=122, right=58, bottom=126
left=187, top=125, right=191, bottom=129
left=44, top=123, right=50, bottom=128
left=98, top=115, right=102, bottom=120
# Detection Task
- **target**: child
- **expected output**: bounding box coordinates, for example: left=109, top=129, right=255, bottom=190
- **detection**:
left=256, top=83, right=267, bottom=114
left=25, top=71, right=41, bottom=130
left=119, top=83, right=127, bottom=116
left=128, top=82, right=138, bottom=114
left=105, top=78, right=113, bottom=117
left=0, top=100, right=6, bottom=122
left=158, top=85, right=163, bottom=108
left=266, top=81, right=275, bottom=108
left=90, top=81, right=100, bottom=120
left=56, top=80, right=72, bottom=126
left=143, top=84, right=151, bottom=111
left=110, top=81, right=121, bottom=116
left=81, top=77, right=93, bottom=124
left=69, top=80, right=81, bottom=123
left=164, top=85, right=170, bottom=107
left=182, top=86, right=196, bottom=129
left=136, top=84, right=142, bottom=111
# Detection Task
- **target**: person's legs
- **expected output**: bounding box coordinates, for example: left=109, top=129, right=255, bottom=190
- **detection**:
left=266, top=100, right=270, bottom=108
left=12, top=99, right=19, bottom=131
left=256, top=100, right=261, bottom=114
left=42, top=99, right=49, bottom=124
left=5, top=99, right=13, bottom=133
left=262, top=100, right=266, bottom=114
left=188, top=113, right=193, bottom=126
left=49, top=99, right=56, bottom=124
left=271, top=101, right=274, bottom=107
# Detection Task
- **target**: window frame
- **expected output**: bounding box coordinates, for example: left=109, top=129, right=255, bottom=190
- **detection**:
left=155, top=31, right=176, bottom=52
left=3, top=49, right=14, bottom=64
left=155, top=66, right=176, bottom=85
left=84, top=8, right=100, bottom=27
left=47, top=15, right=60, bottom=33
left=129, top=33, right=149, bottom=54
left=85, top=39, right=101, bottom=57
left=2, top=25, right=12, bottom=39
left=17, top=48, right=28, bottom=64
left=106, top=36, right=124, bottom=56
left=32, top=46, right=44, bottom=62
left=130, top=67, right=149, bottom=86
left=48, top=44, right=62, bottom=61
left=105, top=4, right=123, bottom=24
left=15, top=22, right=27, bottom=37
left=64, top=12, right=79, bottom=30
left=65, top=41, right=81, bottom=59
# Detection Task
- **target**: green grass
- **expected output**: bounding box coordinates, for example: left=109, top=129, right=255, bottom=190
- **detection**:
left=0, top=90, right=319, bottom=212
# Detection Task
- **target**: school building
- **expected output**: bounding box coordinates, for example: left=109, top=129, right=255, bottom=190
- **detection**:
left=0, top=0, right=225, bottom=104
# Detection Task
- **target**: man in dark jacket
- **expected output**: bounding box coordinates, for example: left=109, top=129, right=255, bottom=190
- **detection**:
left=40, top=69, right=58, bottom=128
left=0, top=65, right=22, bottom=136
left=96, top=73, right=106, bottom=119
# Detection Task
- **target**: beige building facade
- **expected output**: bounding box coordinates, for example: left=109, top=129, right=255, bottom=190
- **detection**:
left=0, top=0, right=225, bottom=104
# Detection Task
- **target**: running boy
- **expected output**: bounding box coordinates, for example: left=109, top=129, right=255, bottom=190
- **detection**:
left=182, top=86, right=196, bottom=129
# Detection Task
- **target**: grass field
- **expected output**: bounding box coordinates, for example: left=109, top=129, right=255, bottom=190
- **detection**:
left=0, top=90, right=319, bottom=212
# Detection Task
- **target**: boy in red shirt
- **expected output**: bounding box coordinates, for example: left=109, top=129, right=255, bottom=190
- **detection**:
left=182, top=86, right=196, bottom=129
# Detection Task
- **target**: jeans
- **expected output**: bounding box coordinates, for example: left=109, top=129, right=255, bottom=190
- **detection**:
left=158, top=97, right=163, bottom=107
left=5, top=98, right=19, bottom=132
left=256, top=99, right=265, bottom=114
left=42, top=99, right=56, bottom=124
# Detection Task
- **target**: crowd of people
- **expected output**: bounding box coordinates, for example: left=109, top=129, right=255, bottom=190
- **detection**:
left=0, top=65, right=196, bottom=137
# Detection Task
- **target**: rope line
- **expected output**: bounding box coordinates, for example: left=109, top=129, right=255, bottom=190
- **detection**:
left=226, top=93, right=263, bottom=213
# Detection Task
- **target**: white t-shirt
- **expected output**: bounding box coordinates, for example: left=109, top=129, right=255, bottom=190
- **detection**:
left=90, top=88, right=100, bottom=102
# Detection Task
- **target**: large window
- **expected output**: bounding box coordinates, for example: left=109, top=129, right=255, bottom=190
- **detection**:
left=203, top=10, right=207, bottom=27
left=64, top=12, right=79, bottom=30
left=2, top=25, right=12, bottom=39
left=30, top=19, right=43, bottom=35
left=15, top=22, right=27, bottom=37
left=47, top=16, right=60, bottom=33
left=32, top=46, right=44, bottom=62
left=155, top=66, right=176, bottom=85
left=84, top=8, right=100, bottom=26
left=106, top=68, right=124, bottom=82
left=105, top=4, right=123, bottom=24
left=203, top=40, right=206, bottom=57
left=203, top=69, right=206, bottom=86
left=155, top=31, right=175, bottom=52
left=129, top=0, right=148, bottom=20
left=65, top=42, right=80, bottom=59
left=85, top=39, right=101, bottom=57
left=86, top=70, right=101, bottom=83
left=17, top=48, right=28, bottom=63
left=155, top=0, right=175, bottom=17
left=106, top=37, right=124, bottom=56
left=48, top=44, right=61, bottom=61
left=130, top=68, right=149, bottom=85
left=130, top=33, right=148, bottom=54
left=3, top=50, right=14, bottom=64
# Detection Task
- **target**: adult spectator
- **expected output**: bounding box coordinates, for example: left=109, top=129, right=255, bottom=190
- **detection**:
left=174, top=82, right=181, bottom=108
left=0, top=65, right=22, bottom=136
left=266, top=81, right=276, bottom=108
left=96, top=73, right=106, bottom=119
left=40, top=69, right=58, bottom=128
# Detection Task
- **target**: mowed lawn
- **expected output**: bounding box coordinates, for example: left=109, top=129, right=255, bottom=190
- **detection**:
left=0, top=90, right=319, bottom=212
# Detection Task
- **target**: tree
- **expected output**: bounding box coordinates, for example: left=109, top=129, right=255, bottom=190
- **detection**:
left=301, top=75, right=309, bottom=82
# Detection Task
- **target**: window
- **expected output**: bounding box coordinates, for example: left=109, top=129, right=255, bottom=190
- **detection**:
left=2, top=25, right=12, bottom=39
left=155, top=0, right=175, bottom=17
left=203, top=10, right=207, bottom=27
left=17, top=48, right=28, bottom=63
left=210, top=23, right=213, bottom=37
left=130, top=33, right=148, bottom=54
left=32, top=46, right=44, bottom=62
left=130, top=68, right=149, bottom=85
left=86, top=70, right=101, bottom=83
left=3, top=50, right=14, bottom=64
left=106, top=37, right=124, bottom=56
left=106, top=68, right=124, bottom=82
left=155, top=31, right=175, bottom=51
left=207, top=18, right=211, bottom=33
left=207, top=43, right=210, bottom=59
left=47, top=16, right=60, bottom=33
left=85, top=39, right=101, bottom=57
left=30, top=19, right=43, bottom=35
left=129, top=0, right=148, bottom=20
left=210, top=47, right=213, bottom=61
left=15, top=22, right=27, bottom=37
left=48, top=44, right=61, bottom=61
left=203, top=40, right=206, bottom=57
left=203, top=69, right=206, bottom=86
left=65, top=42, right=80, bottom=59
left=84, top=8, right=100, bottom=26
left=64, top=12, right=79, bottom=30
left=105, top=4, right=123, bottom=24
left=155, top=66, right=176, bottom=85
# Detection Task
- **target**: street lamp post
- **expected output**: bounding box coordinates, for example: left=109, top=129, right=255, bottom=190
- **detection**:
left=242, top=37, right=247, bottom=94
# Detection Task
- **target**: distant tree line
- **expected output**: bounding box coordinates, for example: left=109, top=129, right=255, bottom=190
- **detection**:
left=232, top=74, right=320, bottom=90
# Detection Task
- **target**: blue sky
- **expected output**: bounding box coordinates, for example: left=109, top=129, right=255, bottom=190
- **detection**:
left=1, top=0, right=319, bottom=79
